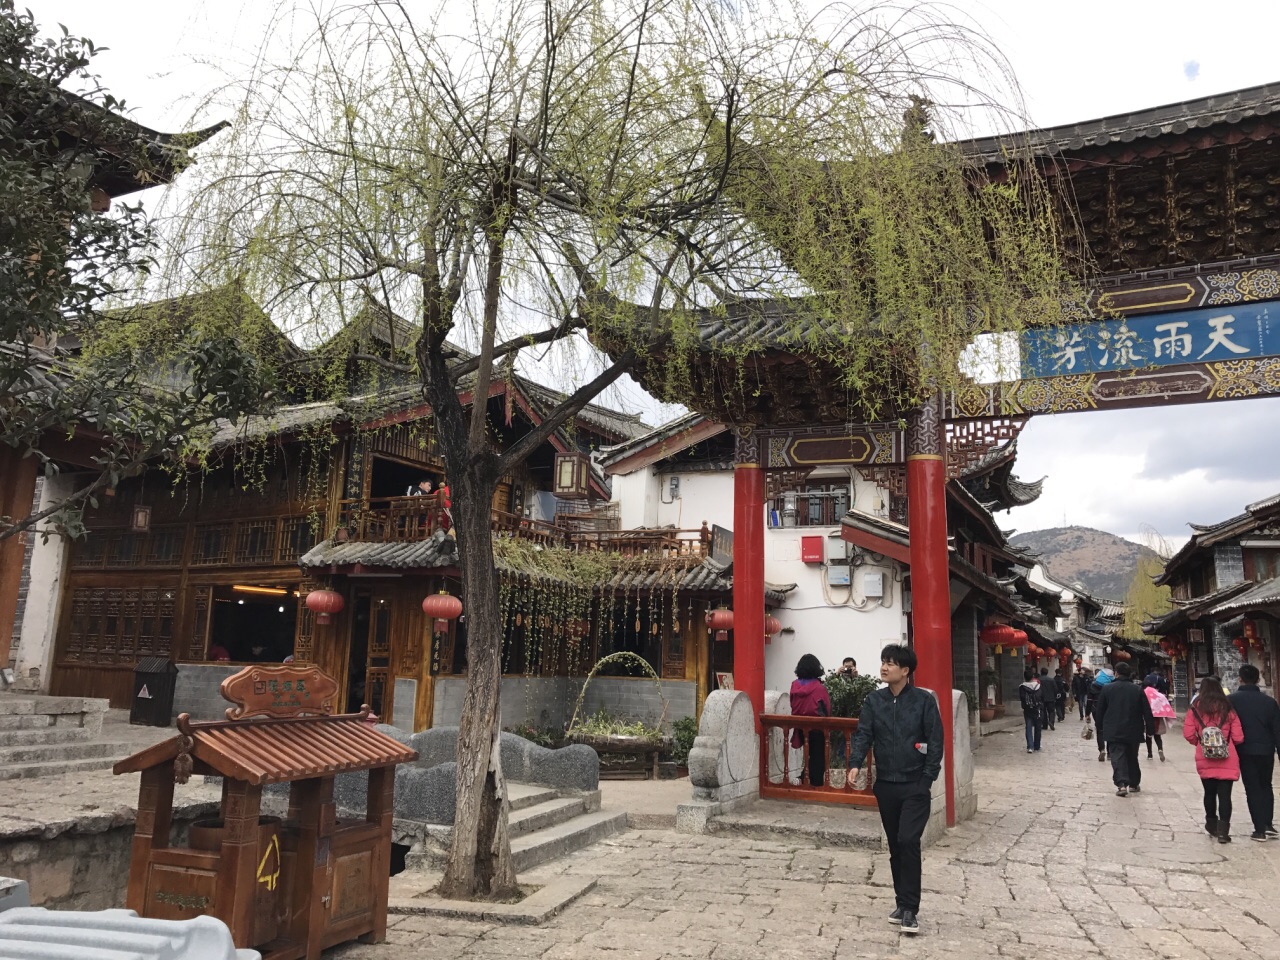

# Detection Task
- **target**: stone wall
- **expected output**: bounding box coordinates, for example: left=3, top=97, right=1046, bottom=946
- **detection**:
left=951, top=606, right=979, bottom=714
left=431, top=676, right=696, bottom=733
left=171, top=664, right=241, bottom=721
left=0, top=803, right=216, bottom=911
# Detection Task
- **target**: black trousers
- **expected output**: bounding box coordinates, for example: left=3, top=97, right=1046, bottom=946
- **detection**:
left=1108, top=740, right=1142, bottom=788
left=1239, top=753, right=1275, bottom=832
left=806, top=730, right=827, bottom=788
left=1041, top=703, right=1055, bottom=730
left=1056, top=699, right=1066, bottom=722
left=873, top=778, right=932, bottom=914
left=1202, top=778, right=1233, bottom=823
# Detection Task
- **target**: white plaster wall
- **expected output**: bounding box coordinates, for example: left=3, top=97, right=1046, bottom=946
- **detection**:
left=15, top=474, right=77, bottom=691
left=610, top=469, right=659, bottom=529
left=653, top=471, right=733, bottom=532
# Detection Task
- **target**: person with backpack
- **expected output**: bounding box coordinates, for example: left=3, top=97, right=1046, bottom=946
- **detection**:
left=1037, top=667, right=1057, bottom=731
left=1184, top=676, right=1245, bottom=843
left=1093, top=662, right=1154, bottom=796
left=1142, top=678, right=1176, bottom=762
left=1019, top=669, right=1042, bottom=754
left=1227, top=663, right=1280, bottom=842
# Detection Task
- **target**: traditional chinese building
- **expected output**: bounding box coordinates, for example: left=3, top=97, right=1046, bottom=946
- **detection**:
left=1144, top=493, right=1280, bottom=701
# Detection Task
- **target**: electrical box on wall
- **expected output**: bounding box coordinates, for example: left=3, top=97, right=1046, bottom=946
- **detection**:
left=827, top=564, right=851, bottom=586
left=801, top=535, right=824, bottom=563
left=825, top=536, right=847, bottom=562
left=863, top=572, right=884, bottom=598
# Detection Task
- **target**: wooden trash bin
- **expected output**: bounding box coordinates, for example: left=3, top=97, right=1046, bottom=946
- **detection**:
left=113, top=664, right=417, bottom=960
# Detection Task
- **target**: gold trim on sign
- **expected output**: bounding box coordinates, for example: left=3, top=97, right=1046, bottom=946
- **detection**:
left=906, top=454, right=945, bottom=462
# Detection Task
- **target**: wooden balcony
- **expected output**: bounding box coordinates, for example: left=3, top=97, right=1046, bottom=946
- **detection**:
left=336, top=496, right=711, bottom=557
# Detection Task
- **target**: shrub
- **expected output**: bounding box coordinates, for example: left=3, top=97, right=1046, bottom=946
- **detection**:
left=504, top=723, right=557, bottom=748
left=823, top=671, right=880, bottom=718
left=671, top=716, right=699, bottom=766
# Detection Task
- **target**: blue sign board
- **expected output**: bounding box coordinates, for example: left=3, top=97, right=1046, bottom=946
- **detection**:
left=1020, top=301, right=1280, bottom=379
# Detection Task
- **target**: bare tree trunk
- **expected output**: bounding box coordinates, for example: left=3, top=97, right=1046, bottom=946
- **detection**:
left=436, top=463, right=518, bottom=899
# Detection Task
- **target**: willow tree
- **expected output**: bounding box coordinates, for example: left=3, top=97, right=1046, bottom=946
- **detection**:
left=170, top=0, right=1075, bottom=898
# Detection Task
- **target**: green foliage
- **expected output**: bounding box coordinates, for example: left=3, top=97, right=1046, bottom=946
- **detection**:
left=823, top=671, right=880, bottom=718
left=1123, top=553, right=1173, bottom=640
left=0, top=4, right=268, bottom=543
left=671, top=715, right=699, bottom=766
left=569, top=708, right=663, bottom=743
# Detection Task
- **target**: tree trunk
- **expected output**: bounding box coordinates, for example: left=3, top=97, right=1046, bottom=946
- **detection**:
left=436, top=466, right=519, bottom=900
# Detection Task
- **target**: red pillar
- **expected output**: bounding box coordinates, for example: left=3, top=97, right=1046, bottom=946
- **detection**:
left=732, top=432, right=766, bottom=724
left=907, top=400, right=955, bottom=827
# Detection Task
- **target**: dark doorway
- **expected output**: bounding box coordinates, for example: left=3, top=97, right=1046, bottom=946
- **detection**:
left=208, top=585, right=298, bottom=662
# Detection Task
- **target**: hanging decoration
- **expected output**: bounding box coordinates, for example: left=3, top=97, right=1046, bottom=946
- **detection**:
left=304, top=589, right=344, bottom=625
left=423, top=591, right=463, bottom=634
left=706, top=608, right=734, bottom=642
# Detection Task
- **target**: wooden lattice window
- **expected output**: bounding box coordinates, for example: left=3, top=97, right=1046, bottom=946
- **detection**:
left=144, top=526, right=186, bottom=566
left=293, top=578, right=316, bottom=664
left=188, top=585, right=212, bottom=660
left=192, top=523, right=231, bottom=565
left=280, top=516, right=316, bottom=561
left=71, top=535, right=110, bottom=570
left=234, top=519, right=278, bottom=565
left=105, top=532, right=143, bottom=568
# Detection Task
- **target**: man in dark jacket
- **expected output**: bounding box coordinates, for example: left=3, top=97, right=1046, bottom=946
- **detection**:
left=849, top=643, right=943, bottom=937
left=1018, top=670, right=1042, bottom=753
left=1092, top=662, right=1154, bottom=796
left=1054, top=669, right=1068, bottom=722
left=1072, top=670, right=1091, bottom=720
left=1037, top=668, right=1057, bottom=730
left=1228, top=663, right=1280, bottom=841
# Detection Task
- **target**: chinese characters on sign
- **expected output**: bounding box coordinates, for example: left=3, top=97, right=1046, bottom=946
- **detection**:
left=1021, top=302, right=1277, bottom=379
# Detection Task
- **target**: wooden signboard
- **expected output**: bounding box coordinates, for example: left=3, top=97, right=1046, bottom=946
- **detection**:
left=220, top=664, right=340, bottom=720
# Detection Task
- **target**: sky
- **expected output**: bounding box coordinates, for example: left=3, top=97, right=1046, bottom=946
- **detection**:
left=22, top=0, right=1280, bottom=547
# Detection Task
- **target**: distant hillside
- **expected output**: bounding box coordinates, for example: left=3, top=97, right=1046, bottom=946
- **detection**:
left=1009, top=526, right=1161, bottom=600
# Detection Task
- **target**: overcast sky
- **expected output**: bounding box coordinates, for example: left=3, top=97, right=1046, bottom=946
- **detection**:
left=25, top=0, right=1280, bottom=547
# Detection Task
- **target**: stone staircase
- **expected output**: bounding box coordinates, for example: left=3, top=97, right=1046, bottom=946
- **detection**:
left=403, top=782, right=628, bottom=873
left=0, top=696, right=131, bottom=780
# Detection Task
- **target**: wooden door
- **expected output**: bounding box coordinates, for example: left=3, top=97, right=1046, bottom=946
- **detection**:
left=346, top=589, right=395, bottom=718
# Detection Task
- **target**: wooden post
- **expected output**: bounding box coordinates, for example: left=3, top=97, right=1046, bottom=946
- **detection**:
left=125, top=763, right=175, bottom=911
left=0, top=446, right=39, bottom=670
left=289, top=776, right=335, bottom=960
left=362, top=767, right=394, bottom=944
left=906, top=397, right=955, bottom=827
left=217, top=779, right=263, bottom=948
left=732, top=428, right=766, bottom=725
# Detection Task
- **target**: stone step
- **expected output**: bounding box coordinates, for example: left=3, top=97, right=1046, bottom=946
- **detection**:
left=507, top=783, right=561, bottom=812
left=508, top=797, right=589, bottom=839
left=0, top=713, right=53, bottom=731
left=0, top=725, right=93, bottom=748
left=510, top=809, right=629, bottom=873
left=0, top=739, right=126, bottom=767
left=0, top=756, right=121, bottom=781
left=0, top=696, right=109, bottom=717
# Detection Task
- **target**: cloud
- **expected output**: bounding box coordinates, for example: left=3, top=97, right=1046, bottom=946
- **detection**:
left=1184, top=60, right=1201, bottom=81
left=1005, top=396, right=1280, bottom=544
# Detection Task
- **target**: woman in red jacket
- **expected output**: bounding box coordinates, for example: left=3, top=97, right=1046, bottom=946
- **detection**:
left=791, top=653, right=832, bottom=788
left=1184, top=676, right=1245, bottom=843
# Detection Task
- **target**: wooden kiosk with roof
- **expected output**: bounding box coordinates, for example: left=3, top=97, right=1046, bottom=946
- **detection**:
left=113, top=664, right=417, bottom=959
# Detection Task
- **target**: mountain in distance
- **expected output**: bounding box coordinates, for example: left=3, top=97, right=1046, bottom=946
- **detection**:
left=1009, top=526, right=1162, bottom=600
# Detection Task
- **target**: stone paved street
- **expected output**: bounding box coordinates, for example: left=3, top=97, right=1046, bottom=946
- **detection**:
left=339, top=719, right=1280, bottom=960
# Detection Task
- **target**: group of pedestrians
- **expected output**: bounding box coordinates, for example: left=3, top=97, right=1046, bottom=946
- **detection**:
left=1088, top=660, right=1280, bottom=845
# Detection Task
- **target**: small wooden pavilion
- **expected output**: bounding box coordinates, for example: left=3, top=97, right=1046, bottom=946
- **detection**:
left=113, top=664, right=417, bottom=960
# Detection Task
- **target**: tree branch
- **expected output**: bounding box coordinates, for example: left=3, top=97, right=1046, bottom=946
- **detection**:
left=497, top=349, right=636, bottom=473
left=448, top=316, right=585, bottom=383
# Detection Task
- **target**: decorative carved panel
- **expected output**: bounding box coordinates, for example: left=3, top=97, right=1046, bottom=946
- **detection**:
left=945, top=418, right=1028, bottom=475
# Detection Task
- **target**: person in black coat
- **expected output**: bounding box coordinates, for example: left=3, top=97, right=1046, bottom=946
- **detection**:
left=1072, top=670, right=1091, bottom=721
left=1228, top=663, right=1280, bottom=841
left=1092, top=662, right=1155, bottom=796
left=1037, top=668, right=1057, bottom=730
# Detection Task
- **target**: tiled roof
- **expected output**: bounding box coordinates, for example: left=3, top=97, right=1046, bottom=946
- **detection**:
left=1201, top=577, right=1280, bottom=619
left=598, top=412, right=710, bottom=467
left=1157, top=493, right=1280, bottom=585
left=956, top=83, right=1280, bottom=164
left=300, top=531, right=459, bottom=570
left=1142, top=580, right=1257, bottom=634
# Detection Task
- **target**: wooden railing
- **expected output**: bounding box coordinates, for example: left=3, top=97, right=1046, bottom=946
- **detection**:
left=759, top=713, right=877, bottom=807
left=337, top=496, right=710, bottom=557
left=71, top=512, right=321, bottom=571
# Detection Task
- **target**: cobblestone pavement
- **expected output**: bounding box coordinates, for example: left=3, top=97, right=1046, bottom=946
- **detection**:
left=336, top=719, right=1280, bottom=960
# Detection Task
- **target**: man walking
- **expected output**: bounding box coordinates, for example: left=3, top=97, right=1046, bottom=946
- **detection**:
left=1019, top=669, right=1042, bottom=753
left=849, top=644, right=943, bottom=937
left=1093, top=662, right=1154, bottom=796
left=1054, top=669, right=1067, bottom=723
left=1228, top=663, right=1280, bottom=842
left=1072, top=669, right=1091, bottom=721
left=1038, top=667, right=1056, bottom=731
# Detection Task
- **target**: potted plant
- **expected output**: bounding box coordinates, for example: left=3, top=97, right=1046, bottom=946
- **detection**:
left=822, top=671, right=880, bottom=788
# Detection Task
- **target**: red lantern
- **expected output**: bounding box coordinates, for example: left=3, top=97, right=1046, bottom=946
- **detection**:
left=980, top=623, right=1017, bottom=646
left=1011, top=630, right=1029, bottom=647
left=1046, top=647, right=1058, bottom=658
left=764, top=615, right=782, bottom=636
left=423, top=591, right=464, bottom=634
left=706, top=608, right=734, bottom=642
left=1244, top=619, right=1259, bottom=640
left=304, top=588, right=344, bottom=625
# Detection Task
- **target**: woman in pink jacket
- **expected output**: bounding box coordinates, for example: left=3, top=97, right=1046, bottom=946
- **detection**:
left=1183, top=677, right=1245, bottom=843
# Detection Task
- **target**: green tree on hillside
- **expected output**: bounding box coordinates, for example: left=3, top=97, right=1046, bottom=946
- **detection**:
left=1122, top=527, right=1173, bottom=639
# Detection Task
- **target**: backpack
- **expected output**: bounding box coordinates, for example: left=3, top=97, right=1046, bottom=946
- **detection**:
left=1191, top=706, right=1230, bottom=760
